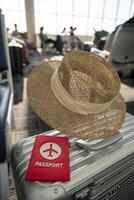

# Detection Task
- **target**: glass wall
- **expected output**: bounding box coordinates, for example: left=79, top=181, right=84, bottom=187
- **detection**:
left=0, top=0, right=133, bottom=35
left=0, top=0, right=26, bottom=32
left=34, top=0, right=134, bottom=35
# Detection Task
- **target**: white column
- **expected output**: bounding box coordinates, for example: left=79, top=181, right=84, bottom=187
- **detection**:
left=25, top=0, right=36, bottom=45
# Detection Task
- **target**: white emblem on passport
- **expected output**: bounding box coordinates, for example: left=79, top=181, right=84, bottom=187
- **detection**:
left=40, top=142, right=61, bottom=160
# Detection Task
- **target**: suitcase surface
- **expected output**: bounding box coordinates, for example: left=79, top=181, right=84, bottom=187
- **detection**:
left=11, top=113, right=134, bottom=200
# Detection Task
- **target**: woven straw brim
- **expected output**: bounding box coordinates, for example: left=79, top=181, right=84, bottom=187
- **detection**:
left=27, top=61, right=126, bottom=140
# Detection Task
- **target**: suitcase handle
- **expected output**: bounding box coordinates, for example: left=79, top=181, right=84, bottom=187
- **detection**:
left=76, top=133, right=122, bottom=151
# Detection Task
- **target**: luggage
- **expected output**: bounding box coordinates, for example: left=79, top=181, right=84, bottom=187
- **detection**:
left=0, top=82, right=10, bottom=162
left=11, top=113, right=134, bottom=200
left=84, top=44, right=91, bottom=52
left=9, top=43, right=23, bottom=75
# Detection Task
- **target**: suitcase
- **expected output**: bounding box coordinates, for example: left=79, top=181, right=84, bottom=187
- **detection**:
left=9, top=45, right=23, bottom=75
left=11, top=113, right=134, bottom=200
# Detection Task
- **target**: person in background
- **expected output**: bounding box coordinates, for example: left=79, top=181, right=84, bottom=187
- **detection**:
left=61, top=27, right=66, bottom=35
left=69, top=26, right=77, bottom=36
left=61, top=27, right=71, bottom=51
left=69, top=26, right=84, bottom=50
left=11, top=24, right=30, bottom=64
left=39, top=26, right=55, bottom=49
left=55, top=35, right=63, bottom=54
left=7, top=28, right=12, bottom=42
left=12, top=24, right=21, bottom=38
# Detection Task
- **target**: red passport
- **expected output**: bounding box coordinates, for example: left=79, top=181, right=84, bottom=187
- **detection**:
left=25, top=135, right=70, bottom=182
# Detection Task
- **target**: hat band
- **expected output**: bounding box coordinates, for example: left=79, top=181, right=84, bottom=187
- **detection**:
left=51, top=68, right=114, bottom=115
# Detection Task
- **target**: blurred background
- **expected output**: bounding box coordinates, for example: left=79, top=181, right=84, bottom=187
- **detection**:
left=0, top=1, right=134, bottom=199
left=0, top=0, right=133, bottom=35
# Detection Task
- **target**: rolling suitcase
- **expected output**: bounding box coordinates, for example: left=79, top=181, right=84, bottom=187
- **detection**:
left=11, top=113, right=134, bottom=200
left=9, top=43, right=23, bottom=75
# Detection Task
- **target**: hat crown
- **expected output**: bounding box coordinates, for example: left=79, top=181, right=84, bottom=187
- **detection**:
left=58, top=51, right=120, bottom=104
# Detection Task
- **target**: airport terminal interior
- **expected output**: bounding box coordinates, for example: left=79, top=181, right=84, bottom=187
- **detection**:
left=0, top=0, right=134, bottom=199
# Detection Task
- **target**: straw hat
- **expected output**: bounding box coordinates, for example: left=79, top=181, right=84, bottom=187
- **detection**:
left=27, top=51, right=126, bottom=140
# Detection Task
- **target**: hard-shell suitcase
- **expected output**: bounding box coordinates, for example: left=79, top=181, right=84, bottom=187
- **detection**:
left=11, top=113, right=134, bottom=200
